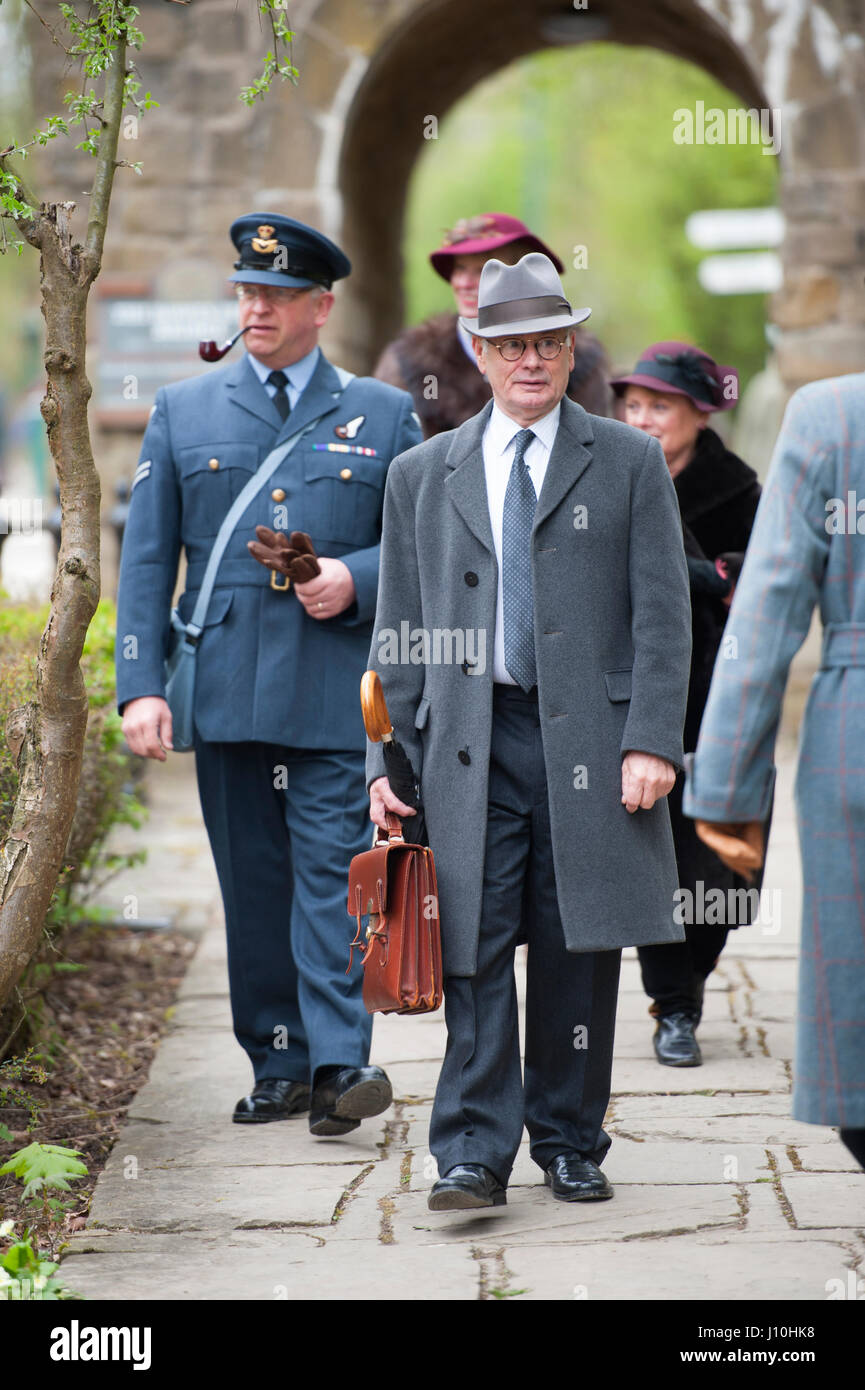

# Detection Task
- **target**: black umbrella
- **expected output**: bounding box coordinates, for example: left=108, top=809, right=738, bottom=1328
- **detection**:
left=361, top=672, right=427, bottom=845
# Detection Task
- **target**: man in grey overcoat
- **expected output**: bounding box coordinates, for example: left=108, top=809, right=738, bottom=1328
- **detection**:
left=366, top=253, right=692, bottom=1209
left=684, top=372, right=865, bottom=1172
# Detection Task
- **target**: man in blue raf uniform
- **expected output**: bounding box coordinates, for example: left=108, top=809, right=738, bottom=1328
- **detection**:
left=116, top=214, right=421, bottom=1133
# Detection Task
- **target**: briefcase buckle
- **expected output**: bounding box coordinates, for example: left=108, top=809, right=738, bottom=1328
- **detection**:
left=270, top=570, right=291, bottom=592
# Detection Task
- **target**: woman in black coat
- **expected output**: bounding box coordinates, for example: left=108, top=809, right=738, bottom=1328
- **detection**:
left=611, top=341, right=762, bottom=1067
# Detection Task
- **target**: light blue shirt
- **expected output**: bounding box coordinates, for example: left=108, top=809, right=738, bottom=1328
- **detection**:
left=246, top=345, right=320, bottom=411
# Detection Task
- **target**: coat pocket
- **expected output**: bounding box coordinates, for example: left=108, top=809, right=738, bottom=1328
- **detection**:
left=177, top=587, right=234, bottom=629
left=604, top=668, right=633, bottom=702
left=176, top=443, right=259, bottom=537
left=303, top=451, right=385, bottom=543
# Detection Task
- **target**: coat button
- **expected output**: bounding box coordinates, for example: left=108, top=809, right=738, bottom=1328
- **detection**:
left=271, top=488, right=286, bottom=502
left=339, top=467, right=352, bottom=480
left=208, top=458, right=219, bottom=470
left=458, top=748, right=471, bottom=766
left=464, top=571, right=478, bottom=587
left=461, top=660, right=476, bottom=675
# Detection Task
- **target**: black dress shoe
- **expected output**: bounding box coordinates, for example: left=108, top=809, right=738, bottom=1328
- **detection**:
left=428, top=1164, right=507, bottom=1211
left=653, top=1011, right=702, bottom=1066
left=232, top=1078, right=310, bottom=1124
left=308, top=1065, right=393, bottom=1137
left=544, top=1152, right=613, bottom=1202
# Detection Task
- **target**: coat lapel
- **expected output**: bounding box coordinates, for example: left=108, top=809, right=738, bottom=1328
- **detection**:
left=274, top=353, right=345, bottom=443
left=533, top=397, right=594, bottom=530
left=443, top=397, right=596, bottom=552
left=225, top=352, right=346, bottom=440
left=444, top=402, right=496, bottom=556
left=225, top=355, right=281, bottom=431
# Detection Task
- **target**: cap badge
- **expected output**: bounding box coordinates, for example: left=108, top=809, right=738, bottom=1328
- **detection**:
left=252, top=225, right=278, bottom=255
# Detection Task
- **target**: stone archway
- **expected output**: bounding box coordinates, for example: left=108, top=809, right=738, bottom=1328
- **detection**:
left=23, top=0, right=865, bottom=389
left=336, top=0, right=773, bottom=368
left=329, top=0, right=865, bottom=387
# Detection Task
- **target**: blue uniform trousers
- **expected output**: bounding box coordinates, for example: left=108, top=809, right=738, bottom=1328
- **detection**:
left=429, top=684, right=622, bottom=1186
left=193, top=736, right=372, bottom=1081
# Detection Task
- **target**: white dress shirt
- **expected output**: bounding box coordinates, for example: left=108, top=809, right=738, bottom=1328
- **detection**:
left=483, top=400, right=561, bottom=685
left=246, top=344, right=320, bottom=411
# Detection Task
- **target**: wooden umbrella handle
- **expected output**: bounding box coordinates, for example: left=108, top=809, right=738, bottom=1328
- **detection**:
left=360, top=671, right=393, bottom=743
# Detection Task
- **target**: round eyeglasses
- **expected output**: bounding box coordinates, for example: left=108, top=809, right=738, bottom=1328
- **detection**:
left=491, top=336, right=568, bottom=361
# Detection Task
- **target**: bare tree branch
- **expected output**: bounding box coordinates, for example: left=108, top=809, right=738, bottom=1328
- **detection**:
left=85, top=33, right=127, bottom=264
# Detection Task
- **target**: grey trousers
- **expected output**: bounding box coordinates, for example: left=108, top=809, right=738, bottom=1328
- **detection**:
left=429, top=683, right=622, bottom=1187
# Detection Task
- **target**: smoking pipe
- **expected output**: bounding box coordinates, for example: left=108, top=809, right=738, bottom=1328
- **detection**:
left=199, top=324, right=252, bottom=362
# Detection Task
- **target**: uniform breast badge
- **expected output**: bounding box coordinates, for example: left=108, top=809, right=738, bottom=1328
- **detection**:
left=334, top=415, right=365, bottom=439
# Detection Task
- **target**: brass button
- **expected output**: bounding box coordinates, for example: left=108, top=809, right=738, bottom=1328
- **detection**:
left=271, top=488, right=286, bottom=502
left=208, top=458, right=219, bottom=470
left=339, top=467, right=352, bottom=480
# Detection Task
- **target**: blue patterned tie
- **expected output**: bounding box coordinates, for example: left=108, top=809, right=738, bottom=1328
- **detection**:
left=502, top=428, right=537, bottom=691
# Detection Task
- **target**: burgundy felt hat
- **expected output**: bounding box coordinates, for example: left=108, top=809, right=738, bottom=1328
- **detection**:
left=610, top=340, right=739, bottom=413
left=429, top=213, right=564, bottom=282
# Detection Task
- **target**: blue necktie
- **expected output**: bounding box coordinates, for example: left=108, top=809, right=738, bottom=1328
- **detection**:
left=502, top=428, right=537, bottom=691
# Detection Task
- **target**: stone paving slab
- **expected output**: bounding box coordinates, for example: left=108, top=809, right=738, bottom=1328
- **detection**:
left=371, top=1183, right=743, bottom=1246
left=780, top=1172, right=865, bottom=1228
left=610, top=1054, right=790, bottom=1092
left=499, top=1237, right=856, bottom=1302
left=107, top=1116, right=388, bottom=1170
left=62, top=1236, right=479, bottom=1301
left=87, top=1157, right=362, bottom=1232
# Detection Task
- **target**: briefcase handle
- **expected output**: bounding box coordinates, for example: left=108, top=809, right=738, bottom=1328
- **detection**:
left=375, top=812, right=405, bottom=845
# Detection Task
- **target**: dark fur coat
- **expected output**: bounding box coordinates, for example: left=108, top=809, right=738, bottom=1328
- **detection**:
left=374, top=311, right=611, bottom=435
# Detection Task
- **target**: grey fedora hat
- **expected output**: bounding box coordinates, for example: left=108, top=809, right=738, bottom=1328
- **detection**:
left=459, top=252, right=591, bottom=339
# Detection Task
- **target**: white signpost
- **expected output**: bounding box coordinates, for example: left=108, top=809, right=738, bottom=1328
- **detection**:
left=686, top=208, right=784, bottom=295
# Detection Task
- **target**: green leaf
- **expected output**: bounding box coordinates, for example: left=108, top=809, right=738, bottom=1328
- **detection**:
left=0, top=1141, right=88, bottom=1191
left=0, top=1122, right=13, bottom=1142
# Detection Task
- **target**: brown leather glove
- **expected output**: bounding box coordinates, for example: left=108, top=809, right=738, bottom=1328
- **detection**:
left=248, top=527, right=321, bottom=582
left=695, top=819, right=765, bottom=882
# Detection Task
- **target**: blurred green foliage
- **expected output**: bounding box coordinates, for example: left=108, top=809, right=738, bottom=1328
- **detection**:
left=405, top=43, right=778, bottom=394
left=0, top=595, right=145, bottom=947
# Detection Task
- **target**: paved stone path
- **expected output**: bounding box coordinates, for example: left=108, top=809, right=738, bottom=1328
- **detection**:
left=64, top=690, right=864, bottom=1301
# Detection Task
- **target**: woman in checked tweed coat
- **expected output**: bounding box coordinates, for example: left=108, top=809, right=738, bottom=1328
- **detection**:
left=684, top=372, right=865, bottom=1168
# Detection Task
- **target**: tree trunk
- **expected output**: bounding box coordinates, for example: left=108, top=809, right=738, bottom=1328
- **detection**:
left=0, top=34, right=126, bottom=1010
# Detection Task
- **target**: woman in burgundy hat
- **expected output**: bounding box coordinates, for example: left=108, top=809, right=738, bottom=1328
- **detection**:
left=375, top=213, right=610, bottom=435
left=610, top=342, right=763, bottom=1067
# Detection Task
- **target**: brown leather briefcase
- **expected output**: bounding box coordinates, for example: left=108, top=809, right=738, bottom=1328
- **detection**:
left=347, top=813, right=442, bottom=1015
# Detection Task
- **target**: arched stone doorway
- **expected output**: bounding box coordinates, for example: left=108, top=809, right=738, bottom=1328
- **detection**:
left=331, top=0, right=865, bottom=388
left=337, top=0, right=769, bottom=365
left=22, top=0, right=865, bottom=389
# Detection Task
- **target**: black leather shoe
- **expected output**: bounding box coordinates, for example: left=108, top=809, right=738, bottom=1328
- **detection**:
left=232, top=1078, right=310, bottom=1124
left=653, top=1011, right=702, bottom=1066
left=544, top=1152, right=613, bottom=1202
left=308, top=1065, right=393, bottom=1136
left=428, top=1164, right=507, bottom=1211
